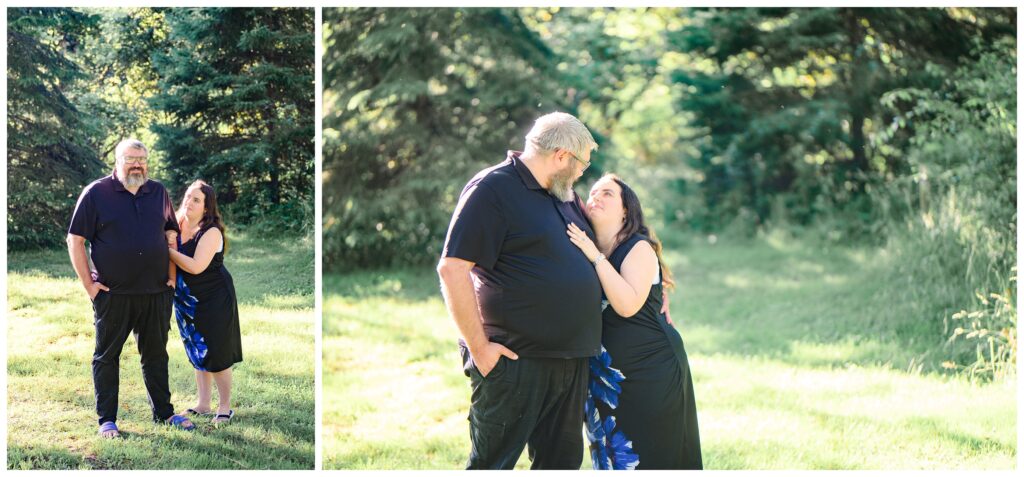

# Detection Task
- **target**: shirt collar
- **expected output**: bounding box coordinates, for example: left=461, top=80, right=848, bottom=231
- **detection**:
left=110, top=171, right=152, bottom=194
left=508, top=150, right=544, bottom=191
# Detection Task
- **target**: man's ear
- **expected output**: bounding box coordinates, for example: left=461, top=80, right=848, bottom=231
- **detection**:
left=555, top=148, right=569, bottom=165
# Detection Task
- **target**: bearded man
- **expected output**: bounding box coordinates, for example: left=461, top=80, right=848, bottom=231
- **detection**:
left=67, top=138, right=195, bottom=437
left=438, top=112, right=602, bottom=469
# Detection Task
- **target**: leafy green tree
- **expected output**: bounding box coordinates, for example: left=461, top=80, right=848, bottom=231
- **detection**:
left=522, top=8, right=698, bottom=229
left=322, top=7, right=571, bottom=268
left=149, top=7, right=314, bottom=232
left=671, top=7, right=1013, bottom=232
left=881, top=39, right=1017, bottom=377
left=881, top=37, right=1016, bottom=236
left=7, top=8, right=103, bottom=249
left=75, top=8, right=170, bottom=164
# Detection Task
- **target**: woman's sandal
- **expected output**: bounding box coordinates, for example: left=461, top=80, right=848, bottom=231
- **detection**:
left=98, top=421, right=120, bottom=438
left=183, top=408, right=211, bottom=416
left=166, top=414, right=196, bottom=431
left=212, top=410, right=234, bottom=425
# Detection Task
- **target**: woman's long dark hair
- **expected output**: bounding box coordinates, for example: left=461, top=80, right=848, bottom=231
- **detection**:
left=605, top=174, right=674, bottom=290
left=176, top=179, right=228, bottom=252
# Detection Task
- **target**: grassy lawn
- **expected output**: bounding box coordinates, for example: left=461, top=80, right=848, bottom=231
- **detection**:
left=322, top=232, right=1015, bottom=470
left=7, top=232, right=315, bottom=470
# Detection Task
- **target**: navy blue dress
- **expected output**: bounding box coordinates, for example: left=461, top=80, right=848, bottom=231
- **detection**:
left=173, top=226, right=242, bottom=372
left=585, top=233, right=702, bottom=470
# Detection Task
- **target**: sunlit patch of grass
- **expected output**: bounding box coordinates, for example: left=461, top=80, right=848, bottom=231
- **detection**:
left=7, top=233, right=314, bottom=469
left=321, top=270, right=484, bottom=469
left=695, top=354, right=1014, bottom=468
left=323, top=235, right=1015, bottom=469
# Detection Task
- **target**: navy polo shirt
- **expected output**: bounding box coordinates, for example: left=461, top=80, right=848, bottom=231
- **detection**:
left=443, top=151, right=602, bottom=359
left=68, top=173, right=179, bottom=294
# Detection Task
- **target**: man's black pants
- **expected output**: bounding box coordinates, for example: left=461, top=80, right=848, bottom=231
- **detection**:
left=461, top=346, right=589, bottom=470
left=92, top=289, right=174, bottom=425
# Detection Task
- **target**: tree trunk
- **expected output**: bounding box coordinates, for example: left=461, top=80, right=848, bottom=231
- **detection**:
left=850, top=106, right=867, bottom=175
left=267, top=113, right=281, bottom=205
left=843, top=8, right=870, bottom=191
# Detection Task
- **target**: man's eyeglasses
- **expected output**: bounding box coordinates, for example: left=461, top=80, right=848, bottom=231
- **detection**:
left=121, top=156, right=148, bottom=165
left=563, top=149, right=590, bottom=171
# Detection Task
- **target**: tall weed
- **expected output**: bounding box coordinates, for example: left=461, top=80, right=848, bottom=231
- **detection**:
left=877, top=39, right=1016, bottom=380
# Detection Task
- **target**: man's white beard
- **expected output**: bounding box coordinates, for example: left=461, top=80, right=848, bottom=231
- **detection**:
left=547, top=164, right=576, bottom=202
left=123, top=171, right=147, bottom=188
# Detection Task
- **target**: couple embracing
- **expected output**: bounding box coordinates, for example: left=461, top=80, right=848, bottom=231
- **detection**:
left=67, top=139, right=243, bottom=438
left=439, top=113, right=702, bottom=470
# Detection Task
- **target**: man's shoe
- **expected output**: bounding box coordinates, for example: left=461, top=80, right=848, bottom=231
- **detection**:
left=165, top=414, right=196, bottom=431
left=98, top=421, right=120, bottom=438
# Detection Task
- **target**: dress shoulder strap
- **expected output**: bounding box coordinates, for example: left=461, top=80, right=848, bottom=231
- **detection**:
left=608, top=233, right=648, bottom=270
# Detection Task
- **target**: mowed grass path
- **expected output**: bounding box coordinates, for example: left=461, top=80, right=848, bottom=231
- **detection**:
left=323, top=234, right=1015, bottom=469
left=8, top=233, right=315, bottom=469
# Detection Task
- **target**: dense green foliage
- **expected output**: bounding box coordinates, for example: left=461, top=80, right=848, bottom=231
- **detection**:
left=879, top=38, right=1017, bottom=380
left=7, top=7, right=314, bottom=250
left=322, top=8, right=572, bottom=266
left=150, top=8, right=314, bottom=232
left=671, top=8, right=1008, bottom=232
left=7, top=8, right=104, bottom=248
left=322, top=7, right=1014, bottom=260
left=322, top=8, right=1016, bottom=378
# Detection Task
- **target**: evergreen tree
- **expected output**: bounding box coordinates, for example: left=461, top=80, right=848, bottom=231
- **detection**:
left=670, top=7, right=1012, bottom=232
left=322, top=7, right=571, bottom=268
left=7, top=8, right=102, bottom=249
left=149, top=7, right=314, bottom=232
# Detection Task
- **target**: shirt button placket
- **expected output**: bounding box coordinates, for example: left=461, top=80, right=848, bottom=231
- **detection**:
left=134, top=195, right=143, bottom=256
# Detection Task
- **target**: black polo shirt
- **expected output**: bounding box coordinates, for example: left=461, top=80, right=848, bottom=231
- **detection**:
left=443, top=150, right=602, bottom=359
left=68, top=173, right=179, bottom=294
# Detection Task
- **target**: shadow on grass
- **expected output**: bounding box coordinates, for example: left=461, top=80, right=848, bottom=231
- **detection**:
left=10, top=428, right=313, bottom=470
left=670, top=236, right=953, bottom=374
left=7, top=445, right=82, bottom=470
left=324, top=268, right=441, bottom=305
left=897, top=416, right=1016, bottom=456
left=324, top=436, right=466, bottom=470
left=227, top=234, right=314, bottom=307
left=698, top=374, right=1015, bottom=469
left=702, top=440, right=865, bottom=470
left=323, top=269, right=457, bottom=372
left=6, top=248, right=75, bottom=279
left=324, top=236, right=963, bottom=376
left=8, top=234, right=314, bottom=470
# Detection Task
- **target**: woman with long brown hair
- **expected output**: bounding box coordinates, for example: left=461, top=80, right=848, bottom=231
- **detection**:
left=168, top=179, right=243, bottom=425
left=566, top=173, right=702, bottom=469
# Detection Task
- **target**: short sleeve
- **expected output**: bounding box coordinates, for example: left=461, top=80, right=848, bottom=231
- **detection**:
left=161, top=185, right=180, bottom=232
left=68, top=187, right=97, bottom=240
left=442, top=181, right=507, bottom=269
left=568, top=192, right=595, bottom=239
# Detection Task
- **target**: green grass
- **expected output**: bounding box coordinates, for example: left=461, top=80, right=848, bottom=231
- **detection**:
left=322, top=232, right=1015, bottom=469
left=7, top=233, right=315, bottom=470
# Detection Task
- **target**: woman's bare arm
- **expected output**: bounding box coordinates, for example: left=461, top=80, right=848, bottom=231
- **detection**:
left=567, top=223, right=659, bottom=317
left=168, top=228, right=222, bottom=275
left=595, top=241, right=658, bottom=317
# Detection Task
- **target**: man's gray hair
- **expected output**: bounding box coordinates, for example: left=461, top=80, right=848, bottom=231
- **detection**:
left=114, top=138, right=148, bottom=161
left=524, top=112, right=598, bottom=158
